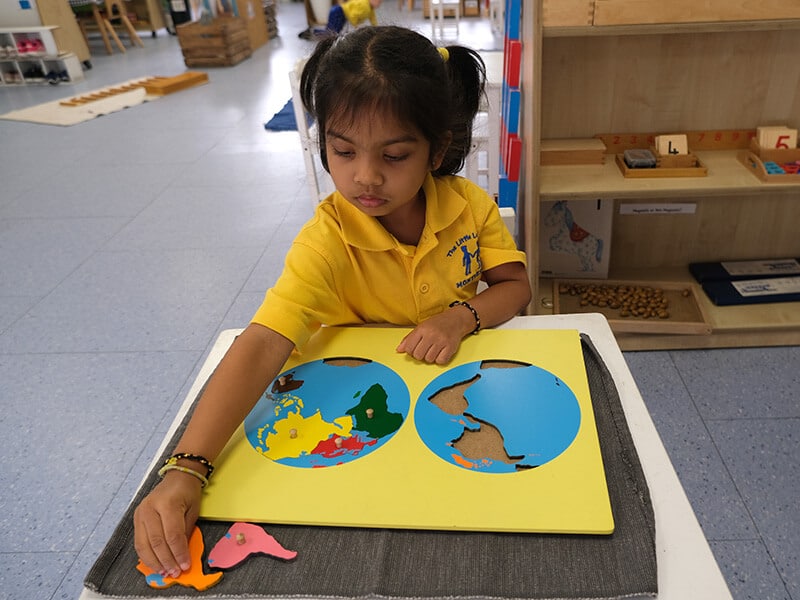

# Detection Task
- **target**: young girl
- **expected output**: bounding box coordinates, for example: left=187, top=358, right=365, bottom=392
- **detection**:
left=134, top=25, right=531, bottom=577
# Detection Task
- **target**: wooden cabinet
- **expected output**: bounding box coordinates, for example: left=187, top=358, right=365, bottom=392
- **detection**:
left=520, top=0, right=800, bottom=349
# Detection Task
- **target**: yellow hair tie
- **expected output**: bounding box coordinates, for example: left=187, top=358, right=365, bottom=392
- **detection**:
left=437, top=47, right=449, bottom=62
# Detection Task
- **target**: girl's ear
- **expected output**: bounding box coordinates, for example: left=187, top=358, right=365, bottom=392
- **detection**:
left=430, top=131, right=453, bottom=170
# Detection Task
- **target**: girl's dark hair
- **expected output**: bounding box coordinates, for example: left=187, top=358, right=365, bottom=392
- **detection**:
left=300, top=26, right=486, bottom=176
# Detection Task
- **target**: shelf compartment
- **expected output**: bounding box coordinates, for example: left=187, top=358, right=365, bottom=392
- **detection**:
left=0, top=27, right=84, bottom=86
left=0, top=26, right=60, bottom=56
left=540, top=150, right=800, bottom=199
left=552, top=278, right=711, bottom=335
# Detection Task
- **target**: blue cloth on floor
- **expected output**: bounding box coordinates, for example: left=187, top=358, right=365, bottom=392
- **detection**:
left=264, top=99, right=297, bottom=131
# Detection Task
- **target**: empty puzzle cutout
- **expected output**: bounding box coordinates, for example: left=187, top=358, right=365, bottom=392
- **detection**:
left=136, top=526, right=223, bottom=591
left=415, top=359, right=581, bottom=472
left=208, top=522, right=298, bottom=568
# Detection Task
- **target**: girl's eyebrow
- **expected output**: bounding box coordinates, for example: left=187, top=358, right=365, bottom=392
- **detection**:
left=327, top=130, right=419, bottom=145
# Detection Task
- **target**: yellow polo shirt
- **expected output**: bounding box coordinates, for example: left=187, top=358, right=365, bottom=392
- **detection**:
left=251, top=174, right=526, bottom=349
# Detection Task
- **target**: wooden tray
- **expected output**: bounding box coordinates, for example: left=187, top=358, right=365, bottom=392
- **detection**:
left=553, top=279, right=712, bottom=335
left=615, top=153, right=708, bottom=178
left=738, top=151, right=800, bottom=183
left=749, top=138, right=800, bottom=164
left=541, top=138, right=606, bottom=165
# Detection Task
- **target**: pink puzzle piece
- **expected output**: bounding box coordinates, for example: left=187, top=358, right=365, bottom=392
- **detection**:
left=208, top=522, right=298, bottom=569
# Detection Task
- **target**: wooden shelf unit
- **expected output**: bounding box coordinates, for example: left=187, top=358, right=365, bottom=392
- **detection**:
left=520, top=1, right=800, bottom=350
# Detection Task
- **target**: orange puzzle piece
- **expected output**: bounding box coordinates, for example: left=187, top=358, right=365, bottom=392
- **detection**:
left=136, top=526, right=223, bottom=591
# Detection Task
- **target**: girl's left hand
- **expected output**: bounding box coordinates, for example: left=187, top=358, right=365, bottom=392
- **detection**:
left=396, top=307, right=474, bottom=364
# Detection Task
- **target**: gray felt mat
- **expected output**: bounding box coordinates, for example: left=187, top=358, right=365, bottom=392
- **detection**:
left=85, top=334, right=657, bottom=599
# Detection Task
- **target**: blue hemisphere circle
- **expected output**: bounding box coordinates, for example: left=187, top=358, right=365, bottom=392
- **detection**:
left=414, top=361, right=581, bottom=473
left=244, top=358, right=410, bottom=468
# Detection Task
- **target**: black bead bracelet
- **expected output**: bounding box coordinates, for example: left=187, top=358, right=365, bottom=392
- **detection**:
left=449, top=300, right=481, bottom=335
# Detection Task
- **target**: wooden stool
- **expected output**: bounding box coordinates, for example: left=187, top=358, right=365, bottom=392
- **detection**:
left=100, top=0, right=144, bottom=51
left=72, top=0, right=113, bottom=54
left=72, top=0, right=143, bottom=54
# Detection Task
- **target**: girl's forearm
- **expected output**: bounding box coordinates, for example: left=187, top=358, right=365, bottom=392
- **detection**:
left=173, top=323, right=295, bottom=463
left=470, top=263, right=532, bottom=329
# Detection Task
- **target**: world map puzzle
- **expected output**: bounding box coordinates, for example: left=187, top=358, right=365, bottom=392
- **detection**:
left=199, top=327, right=614, bottom=535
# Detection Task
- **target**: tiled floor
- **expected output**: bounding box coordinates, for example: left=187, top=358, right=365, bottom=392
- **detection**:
left=0, top=2, right=797, bottom=599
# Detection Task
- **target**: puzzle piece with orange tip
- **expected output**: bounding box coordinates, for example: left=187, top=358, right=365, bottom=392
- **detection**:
left=136, top=526, right=223, bottom=591
left=207, top=522, right=298, bottom=569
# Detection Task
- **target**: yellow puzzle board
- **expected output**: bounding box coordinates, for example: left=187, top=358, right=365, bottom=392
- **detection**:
left=200, top=327, right=614, bottom=535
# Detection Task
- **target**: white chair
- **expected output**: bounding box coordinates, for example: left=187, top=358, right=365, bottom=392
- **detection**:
left=430, top=0, right=460, bottom=41
left=289, top=59, right=335, bottom=210
left=465, top=111, right=513, bottom=237
left=463, top=111, right=491, bottom=193
left=489, top=0, right=506, bottom=35
left=489, top=0, right=504, bottom=35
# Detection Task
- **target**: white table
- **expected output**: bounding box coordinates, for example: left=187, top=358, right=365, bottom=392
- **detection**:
left=81, top=313, right=732, bottom=600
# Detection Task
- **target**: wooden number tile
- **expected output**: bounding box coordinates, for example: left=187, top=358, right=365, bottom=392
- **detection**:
left=654, top=134, right=688, bottom=156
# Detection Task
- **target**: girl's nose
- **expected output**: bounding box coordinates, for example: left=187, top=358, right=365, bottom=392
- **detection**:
left=354, top=158, right=383, bottom=187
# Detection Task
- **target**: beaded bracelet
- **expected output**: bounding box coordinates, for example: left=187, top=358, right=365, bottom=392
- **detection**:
left=449, top=300, right=481, bottom=335
left=165, top=452, right=215, bottom=478
left=157, top=463, right=209, bottom=488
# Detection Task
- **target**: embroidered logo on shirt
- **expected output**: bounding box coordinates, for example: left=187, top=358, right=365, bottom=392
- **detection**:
left=447, top=233, right=482, bottom=289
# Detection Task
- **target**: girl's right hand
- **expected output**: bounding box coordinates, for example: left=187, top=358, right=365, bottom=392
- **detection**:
left=133, top=471, right=203, bottom=577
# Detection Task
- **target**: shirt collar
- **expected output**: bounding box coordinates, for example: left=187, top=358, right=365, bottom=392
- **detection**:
left=334, top=174, right=467, bottom=251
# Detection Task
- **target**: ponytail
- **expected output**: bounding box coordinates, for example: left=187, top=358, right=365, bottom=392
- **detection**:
left=434, top=45, right=486, bottom=176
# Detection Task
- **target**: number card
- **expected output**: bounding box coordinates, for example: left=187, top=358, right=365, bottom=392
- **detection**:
left=757, top=126, right=798, bottom=150
left=654, top=134, right=688, bottom=156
